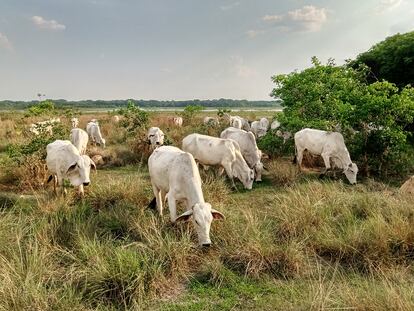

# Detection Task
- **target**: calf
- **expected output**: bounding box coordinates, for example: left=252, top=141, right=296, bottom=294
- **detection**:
left=148, top=146, right=225, bottom=246
left=294, top=128, right=358, bottom=184
left=182, top=133, right=254, bottom=189
left=220, top=127, right=264, bottom=181
left=46, top=140, right=96, bottom=195
left=70, top=128, right=89, bottom=155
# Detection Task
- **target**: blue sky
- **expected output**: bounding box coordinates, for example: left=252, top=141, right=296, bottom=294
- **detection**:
left=0, top=0, right=413, bottom=101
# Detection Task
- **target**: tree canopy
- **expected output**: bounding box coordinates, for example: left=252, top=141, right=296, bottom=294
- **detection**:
left=353, top=31, right=414, bottom=88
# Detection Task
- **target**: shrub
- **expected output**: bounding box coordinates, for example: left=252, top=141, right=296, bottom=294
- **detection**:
left=26, top=100, right=56, bottom=117
left=179, top=105, right=204, bottom=123
left=118, top=100, right=149, bottom=138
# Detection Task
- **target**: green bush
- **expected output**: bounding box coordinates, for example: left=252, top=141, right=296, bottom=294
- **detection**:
left=179, top=105, right=204, bottom=123
left=118, top=100, right=149, bottom=137
left=26, top=100, right=56, bottom=117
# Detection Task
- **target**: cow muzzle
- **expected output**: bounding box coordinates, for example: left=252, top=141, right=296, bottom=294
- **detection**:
left=83, top=182, right=90, bottom=186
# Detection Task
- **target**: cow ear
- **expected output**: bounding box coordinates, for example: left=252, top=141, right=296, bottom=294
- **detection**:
left=211, top=209, right=225, bottom=220
left=175, top=210, right=193, bottom=222
left=66, top=162, right=77, bottom=173
left=91, top=159, right=97, bottom=171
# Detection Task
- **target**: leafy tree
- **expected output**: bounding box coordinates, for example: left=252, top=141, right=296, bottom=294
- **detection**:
left=352, top=31, right=414, bottom=88
left=26, top=100, right=56, bottom=117
left=179, top=105, right=204, bottom=123
left=118, top=100, right=149, bottom=137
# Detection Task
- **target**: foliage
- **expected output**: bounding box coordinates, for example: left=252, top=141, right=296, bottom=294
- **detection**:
left=271, top=57, right=414, bottom=177
left=179, top=105, right=204, bottom=123
left=118, top=100, right=149, bottom=137
left=217, top=108, right=232, bottom=117
left=26, top=100, right=56, bottom=117
left=352, top=31, right=414, bottom=88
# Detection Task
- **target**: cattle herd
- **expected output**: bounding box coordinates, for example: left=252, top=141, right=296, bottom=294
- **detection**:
left=29, top=113, right=359, bottom=246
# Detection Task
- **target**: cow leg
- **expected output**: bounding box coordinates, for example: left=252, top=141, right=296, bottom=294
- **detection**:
left=167, top=192, right=177, bottom=223
left=321, top=152, right=331, bottom=175
left=152, top=185, right=163, bottom=216
left=78, top=184, right=84, bottom=197
left=53, top=175, right=57, bottom=195
left=223, top=162, right=237, bottom=190
left=296, top=148, right=304, bottom=170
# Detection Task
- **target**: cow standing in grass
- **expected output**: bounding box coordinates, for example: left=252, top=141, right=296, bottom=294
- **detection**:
left=148, top=146, right=225, bottom=246
left=46, top=140, right=96, bottom=195
left=294, top=128, right=358, bottom=184
left=86, top=121, right=106, bottom=148
left=182, top=133, right=254, bottom=189
left=220, top=127, right=264, bottom=182
left=70, top=128, right=89, bottom=155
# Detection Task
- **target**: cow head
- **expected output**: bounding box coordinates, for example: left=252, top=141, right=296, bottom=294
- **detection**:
left=147, top=127, right=165, bottom=147
left=100, top=138, right=106, bottom=148
left=344, top=162, right=358, bottom=185
left=175, top=203, right=225, bottom=246
left=71, top=118, right=79, bottom=128
left=66, top=155, right=95, bottom=187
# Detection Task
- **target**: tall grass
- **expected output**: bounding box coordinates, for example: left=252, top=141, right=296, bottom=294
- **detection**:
left=1, top=111, right=414, bottom=310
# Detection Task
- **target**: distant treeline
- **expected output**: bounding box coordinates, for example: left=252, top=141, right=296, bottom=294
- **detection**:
left=0, top=98, right=282, bottom=110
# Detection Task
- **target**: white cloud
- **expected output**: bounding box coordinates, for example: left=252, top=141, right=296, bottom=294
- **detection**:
left=246, top=29, right=265, bottom=38
left=262, top=14, right=284, bottom=22
left=376, top=0, right=403, bottom=13
left=0, top=32, right=13, bottom=51
left=263, top=5, right=328, bottom=32
left=31, top=16, right=66, bottom=31
left=220, top=2, right=240, bottom=11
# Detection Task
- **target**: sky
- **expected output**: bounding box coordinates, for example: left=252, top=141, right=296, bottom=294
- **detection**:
left=0, top=0, right=413, bottom=101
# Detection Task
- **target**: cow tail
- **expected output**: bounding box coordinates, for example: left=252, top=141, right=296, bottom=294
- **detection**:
left=147, top=197, right=157, bottom=210
left=292, top=145, right=297, bottom=164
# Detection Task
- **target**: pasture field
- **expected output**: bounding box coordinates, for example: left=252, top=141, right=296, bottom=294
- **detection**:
left=1, top=110, right=414, bottom=310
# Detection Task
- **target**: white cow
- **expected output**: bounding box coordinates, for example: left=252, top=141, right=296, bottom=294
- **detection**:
left=203, top=116, right=220, bottom=126
left=29, top=118, right=60, bottom=136
left=220, top=127, right=264, bottom=181
left=70, top=128, right=89, bottom=155
left=231, top=117, right=242, bottom=129
left=173, top=117, right=183, bottom=127
left=168, top=116, right=183, bottom=127
left=46, top=140, right=96, bottom=195
left=147, top=127, right=165, bottom=148
left=250, top=121, right=267, bottom=138
left=71, top=118, right=79, bottom=128
left=294, top=128, right=358, bottom=184
left=112, top=115, right=120, bottom=123
left=260, top=117, right=269, bottom=130
left=148, top=146, right=225, bottom=246
left=271, top=120, right=281, bottom=130
left=276, top=130, right=292, bottom=143
left=86, top=121, right=106, bottom=147
left=182, top=133, right=254, bottom=189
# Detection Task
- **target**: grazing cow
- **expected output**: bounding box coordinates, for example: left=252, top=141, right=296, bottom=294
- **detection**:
left=147, top=127, right=165, bottom=148
left=250, top=121, right=267, bottom=138
left=86, top=121, right=106, bottom=147
left=71, top=118, right=79, bottom=128
left=182, top=133, right=254, bottom=189
left=148, top=146, right=225, bottom=246
left=271, top=120, right=281, bottom=130
left=231, top=117, right=242, bottom=129
left=203, top=116, right=220, bottom=126
left=294, top=128, right=358, bottom=184
left=168, top=116, right=183, bottom=127
left=112, top=115, right=120, bottom=123
left=29, top=118, right=60, bottom=136
left=70, top=128, right=89, bottom=155
left=46, top=140, right=96, bottom=195
left=220, top=127, right=264, bottom=181
left=260, top=117, right=269, bottom=130
left=276, top=130, right=292, bottom=143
